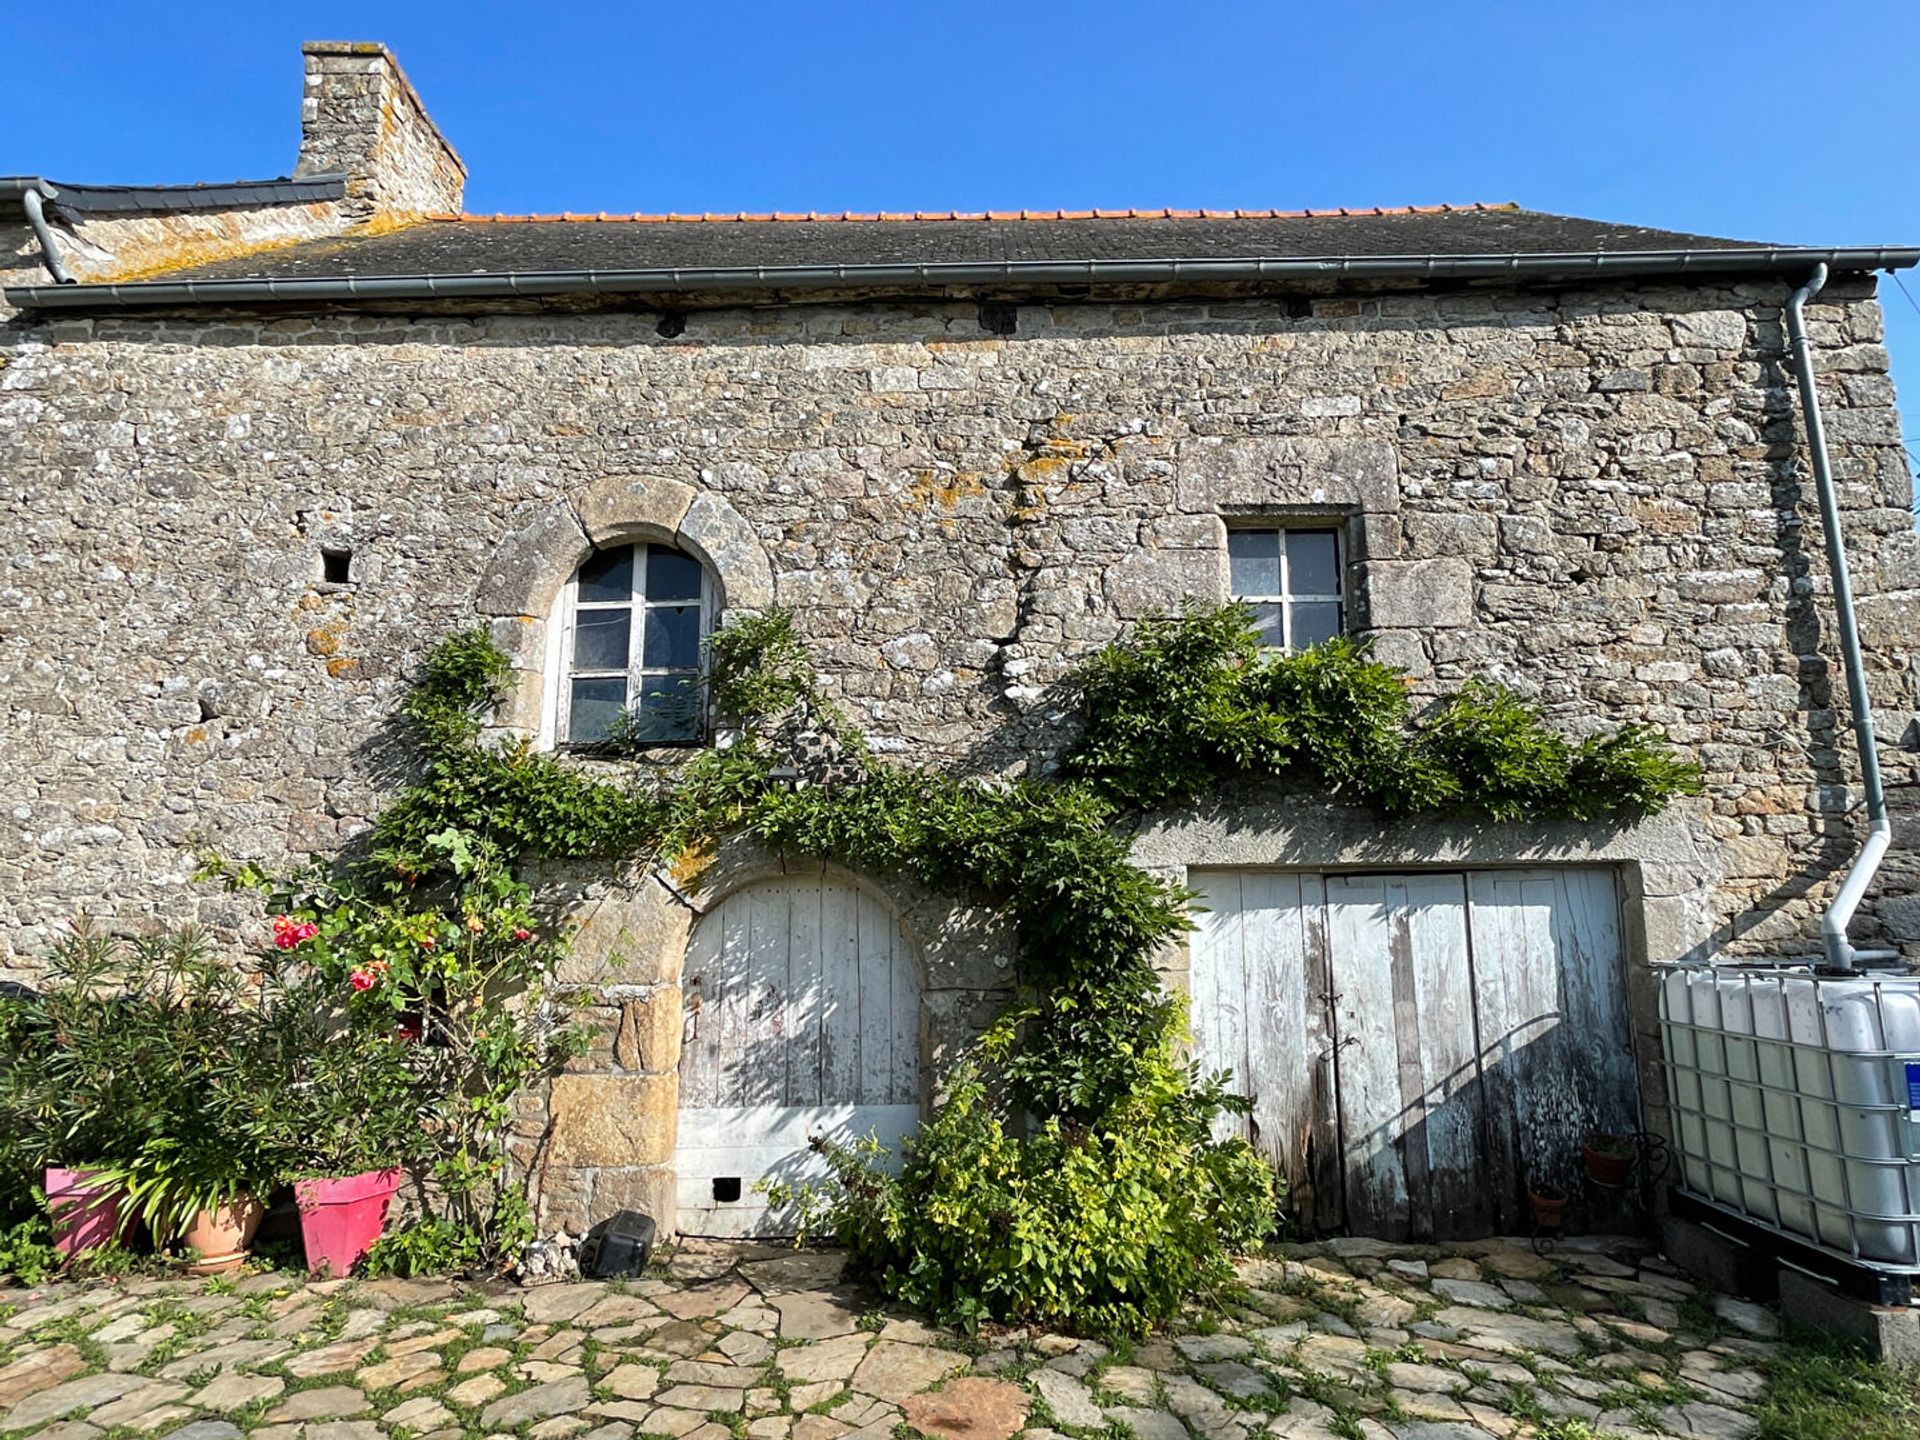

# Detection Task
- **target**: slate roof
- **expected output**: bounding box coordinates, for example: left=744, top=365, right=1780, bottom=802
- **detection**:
left=0, top=174, right=346, bottom=221
left=167, top=203, right=1765, bottom=282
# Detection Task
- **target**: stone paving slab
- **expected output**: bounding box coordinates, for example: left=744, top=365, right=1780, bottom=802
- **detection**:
left=0, top=1236, right=1774, bottom=1438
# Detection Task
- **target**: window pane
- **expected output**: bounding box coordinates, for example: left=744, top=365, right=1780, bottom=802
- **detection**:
left=644, top=604, right=703, bottom=670
left=1291, top=601, right=1344, bottom=650
left=567, top=676, right=628, bottom=744
left=571, top=608, right=631, bottom=670
left=1249, top=601, right=1285, bottom=648
left=631, top=674, right=703, bottom=743
left=1228, top=530, right=1280, bottom=597
left=645, top=546, right=704, bottom=602
left=576, top=546, right=634, bottom=604
left=1287, top=530, right=1341, bottom=596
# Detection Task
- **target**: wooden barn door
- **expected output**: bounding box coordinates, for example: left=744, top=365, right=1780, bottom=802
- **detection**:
left=1326, top=872, right=1494, bottom=1239
left=1189, top=867, right=1634, bottom=1240
left=676, top=874, right=921, bottom=1237
left=1187, top=871, right=1343, bottom=1230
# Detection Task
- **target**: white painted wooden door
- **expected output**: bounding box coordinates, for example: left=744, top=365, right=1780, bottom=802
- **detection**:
left=1189, top=867, right=1634, bottom=1239
left=676, top=874, right=921, bottom=1237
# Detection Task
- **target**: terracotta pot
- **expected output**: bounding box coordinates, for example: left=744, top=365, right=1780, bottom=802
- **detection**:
left=44, top=1167, right=124, bottom=1259
left=180, top=1192, right=266, bottom=1275
left=1583, top=1139, right=1634, bottom=1188
left=1528, top=1185, right=1569, bottom=1232
left=294, top=1168, right=402, bottom=1278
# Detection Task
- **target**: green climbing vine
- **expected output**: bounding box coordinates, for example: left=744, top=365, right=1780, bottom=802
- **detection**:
left=290, top=603, right=1701, bottom=1331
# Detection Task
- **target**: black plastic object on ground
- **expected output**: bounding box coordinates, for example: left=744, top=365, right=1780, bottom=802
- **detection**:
left=580, top=1210, right=657, bottom=1278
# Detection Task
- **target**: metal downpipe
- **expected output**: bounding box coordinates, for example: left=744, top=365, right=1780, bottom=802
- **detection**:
left=20, top=185, right=73, bottom=285
left=1786, top=263, right=1892, bottom=972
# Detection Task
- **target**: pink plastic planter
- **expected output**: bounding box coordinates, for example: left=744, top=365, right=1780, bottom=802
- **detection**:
left=44, top=1166, right=123, bottom=1259
left=294, top=1168, right=402, bottom=1277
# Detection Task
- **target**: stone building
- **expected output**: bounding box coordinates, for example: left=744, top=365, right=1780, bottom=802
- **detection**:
left=4, top=41, right=1919, bottom=1242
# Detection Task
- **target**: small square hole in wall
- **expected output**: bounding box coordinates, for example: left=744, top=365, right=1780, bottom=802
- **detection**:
left=319, top=548, right=353, bottom=585
left=711, top=1176, right=742, bottom=1203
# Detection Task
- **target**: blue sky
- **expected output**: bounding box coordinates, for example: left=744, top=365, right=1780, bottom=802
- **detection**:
left=5, top=1, right=1917, bottom=479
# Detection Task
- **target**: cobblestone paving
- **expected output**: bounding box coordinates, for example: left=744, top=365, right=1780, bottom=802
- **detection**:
left=0, top=1236, right=1780, bottom=1440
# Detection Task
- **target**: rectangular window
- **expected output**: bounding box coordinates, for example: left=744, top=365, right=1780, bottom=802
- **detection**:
left=1228, top=526, right=1346, bottom=650
left=559, top=542, right=711, bottom=746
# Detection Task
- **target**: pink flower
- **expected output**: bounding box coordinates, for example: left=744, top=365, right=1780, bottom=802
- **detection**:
left=514, top=928, right=532, bottom=942
left=420, top=935, right=436, bottom=951
left=465, top=915, right=485, bottom=934
left=350, top=969, right=376, bottom=992
left=272, top=915, right=318, bottom=950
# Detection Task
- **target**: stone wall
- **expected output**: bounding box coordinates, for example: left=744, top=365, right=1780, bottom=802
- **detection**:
left=2, top=275, right=1917, bottom=1233
left=0, top=277, right=1913, bottom=975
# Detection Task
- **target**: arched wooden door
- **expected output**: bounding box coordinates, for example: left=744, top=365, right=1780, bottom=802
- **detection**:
left=675, top=873, right=922, bottom=1236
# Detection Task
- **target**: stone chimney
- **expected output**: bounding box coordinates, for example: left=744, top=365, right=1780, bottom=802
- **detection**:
left=294, top=42, right=465, bottom=219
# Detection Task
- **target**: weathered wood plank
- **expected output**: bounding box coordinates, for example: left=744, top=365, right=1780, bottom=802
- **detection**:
left=1329, top=874, right=1412, bottom=1239
left=856, top=885, right=895, bottom=1105
left=786, top=872, right=824, bottom=1107
left=887, top=908, right=918, bottom=1106
left=678, top=897, right=723, bottom=1108
left=1400, top=873, right=1484, bottom=1239
left=1467, top=868, right=1633, bottom=1220
left=1300, top=871, right=1345, bottom=1232
left=739, top=882, right=788, bottom=1107
left=821, top=879, right=863, bottom=1105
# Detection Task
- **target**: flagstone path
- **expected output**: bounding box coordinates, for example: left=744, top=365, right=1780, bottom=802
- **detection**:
left=0, top=1235, right=1779, bottom=1439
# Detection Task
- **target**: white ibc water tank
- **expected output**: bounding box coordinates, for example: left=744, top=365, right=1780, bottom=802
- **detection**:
left=1660, top=966, right=1920, bottom=1268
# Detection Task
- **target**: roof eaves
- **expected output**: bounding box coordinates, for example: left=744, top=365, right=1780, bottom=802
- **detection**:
left=0, top=173, right=348, bottom=220
left=8, top=245, right=1917, bottom=312
left=428, top=201, right=1520, bottom=225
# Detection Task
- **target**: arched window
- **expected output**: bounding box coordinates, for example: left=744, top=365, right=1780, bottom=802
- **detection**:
left=550, top=542, right=713, bottom=747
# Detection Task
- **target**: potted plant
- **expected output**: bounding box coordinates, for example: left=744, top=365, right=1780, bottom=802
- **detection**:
left=1527, top=1182, right=1569, bottom=1232
left=96, top=1137, right=272, bottom=1276
left=42, top=1168, right=128, bottom=1258
left=265, top=983, right=430, bottom=1276
left=1582, top=1131, right=1636, bottom=1187
left=0, top=924, right=153, bottom=1263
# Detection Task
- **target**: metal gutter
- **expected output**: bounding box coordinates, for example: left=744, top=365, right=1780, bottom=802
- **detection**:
left=1786, top=264, right=1895, bottom=974
left=18, top=184, right=73, bottom=285
left=6, top=244, right=1917, bottom=310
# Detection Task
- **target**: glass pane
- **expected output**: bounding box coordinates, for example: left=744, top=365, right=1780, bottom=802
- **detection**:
left=1287, top=530, right=1341, bottom=596
left=645, top=546, right=704, bottom=602
left=576, top=546, right=634, bottom=604
left=631, top=674, right=703, bottom=743
left=571, top=608, right=630, bottom=670
left=1291, top=601, right=1344, bottom=650
left=567, top=676, right=628, bottom=744
left=1249, top=601, right=1285, bottom=648
left=644, top=604, right=703, bottom=670
left=1228, top=530, right=1280, bottom=597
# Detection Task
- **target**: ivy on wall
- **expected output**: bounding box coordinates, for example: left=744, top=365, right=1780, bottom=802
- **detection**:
left=364, top=604, right=1700, bottom=1332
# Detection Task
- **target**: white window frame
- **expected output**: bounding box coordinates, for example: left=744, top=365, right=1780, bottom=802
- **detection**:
left=541, top=542, right=715, bottom=749
left=1228, top=525, right=1347, bottom=651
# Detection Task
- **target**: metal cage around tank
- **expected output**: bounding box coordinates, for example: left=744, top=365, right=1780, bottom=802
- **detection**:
left=1657, top=964, right=1920, bottom=1279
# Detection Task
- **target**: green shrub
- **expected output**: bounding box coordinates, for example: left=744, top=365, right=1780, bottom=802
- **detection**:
left=771, top=1027, right=1273, bottom=1337
left=1067, top=605, right=1701, bottom=819
left=0, top=1208, right=59, bottom=1285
